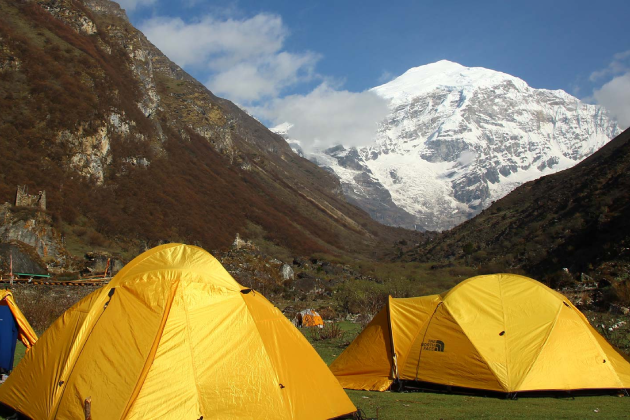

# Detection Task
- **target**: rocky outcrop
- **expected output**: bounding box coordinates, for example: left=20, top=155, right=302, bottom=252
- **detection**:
left=37, top=0, right=98, bottom=35
left=0, top=204, right=72, bottom=272
left=0, top=242, right=47, bottom=275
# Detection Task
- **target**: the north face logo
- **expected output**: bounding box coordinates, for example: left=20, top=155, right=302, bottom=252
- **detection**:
left=421, top=339, right=445, bottom=352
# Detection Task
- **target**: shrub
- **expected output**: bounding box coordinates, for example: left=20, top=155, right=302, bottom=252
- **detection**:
left=73, top=226, right=87, bottom=237
left=613, top=273, right=630, bottom=307
left=87, top=231, right=106, bottom=247
left=308, top=322, right=344, bottom=341
left=317, top=306, right=337, bottom=320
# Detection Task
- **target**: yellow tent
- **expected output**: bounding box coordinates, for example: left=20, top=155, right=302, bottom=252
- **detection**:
left=0, top=290, right=37, bottom=350
left=0, top=244, right=356, bottom=419
left=330, top=273, right=630, bottom=393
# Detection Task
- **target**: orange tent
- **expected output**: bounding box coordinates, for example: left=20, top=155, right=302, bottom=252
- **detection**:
left=294, top=309, right=325, bottom=328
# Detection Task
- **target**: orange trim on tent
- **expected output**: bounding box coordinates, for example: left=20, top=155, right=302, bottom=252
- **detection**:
left=0, top=290, right=37, bottom=350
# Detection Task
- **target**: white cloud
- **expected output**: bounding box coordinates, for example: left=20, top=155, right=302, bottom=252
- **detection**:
left=593, top=72, right=630, bottom=129
left=589, top=51, right=630, bottom=129
left=257, top=83, right=390, bottom=152
left=377, top=71, right=394, bottom=84
left=116, top=0, right=156, bottom=12
left=139, top=9, right=390, bottom=148
left=209, top=51, right=320, bottom=103
left=589, top=50, right=630, bottom=82
left=139, top=13, right=319, bottom=103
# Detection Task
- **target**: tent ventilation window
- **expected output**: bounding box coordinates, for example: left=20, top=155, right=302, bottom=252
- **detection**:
left=563, top=301, right=570, bottom=307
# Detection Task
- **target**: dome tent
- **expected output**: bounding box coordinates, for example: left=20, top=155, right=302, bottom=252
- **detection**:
left=0, top=244, right=356, bottom=419
left=330, top=274, right=630, bottom=394
left=293, top=309, right=325, bottom=328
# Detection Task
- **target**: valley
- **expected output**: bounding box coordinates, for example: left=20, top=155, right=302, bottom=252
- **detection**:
left=0, top=1, right=629, bottom=418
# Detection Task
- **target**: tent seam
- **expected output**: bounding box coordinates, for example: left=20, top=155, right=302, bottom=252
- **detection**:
left=394, top=296, right=439, bottom=381
left=182, top=286, right=205, bottom=418
left=50, top=288, right=114, bottom=419
left=120, top=281, right=180, bottom=418
left=385, top=296, right=398, bottom=380
left=511, top=303, right=563, bottom=391
left=497, top=275, right=510, bottom=391
left=412, top=302, right=442, bottom=381
left=441, top=303, right=508, bottom=392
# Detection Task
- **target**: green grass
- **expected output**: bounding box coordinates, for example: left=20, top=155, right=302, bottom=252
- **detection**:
left=12, top=343, right=25, bottom=370
left=345, top=390, right=629, bottom=419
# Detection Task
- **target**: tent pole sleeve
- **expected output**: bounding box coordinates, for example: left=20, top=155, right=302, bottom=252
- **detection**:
left=120, top=281, right=180, bottom=418
left=386, top=296, right=398, bottom=380
left=413, top=302, right=442, bottom=381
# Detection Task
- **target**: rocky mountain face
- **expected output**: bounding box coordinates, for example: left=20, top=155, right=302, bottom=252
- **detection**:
left=0, top=0, right=411, bottom=268
left=283, top=61, right=620, bottom=231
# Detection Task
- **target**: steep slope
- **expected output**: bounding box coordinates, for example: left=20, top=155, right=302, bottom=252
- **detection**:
left=408, top=127, right=630, bottom=280
left=299, top=61, right=620, bottom=231
left=0, top=0, right=410, bottom=260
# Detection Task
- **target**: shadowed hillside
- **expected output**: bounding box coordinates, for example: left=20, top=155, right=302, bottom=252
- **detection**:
left=408, top=127, right=630, bottom=285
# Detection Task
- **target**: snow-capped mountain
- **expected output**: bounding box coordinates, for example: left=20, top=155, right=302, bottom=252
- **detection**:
left=273, top=60, right=621, bottom=231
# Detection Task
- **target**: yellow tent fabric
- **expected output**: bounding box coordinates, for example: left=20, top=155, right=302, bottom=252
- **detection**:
left=0, top=290, right=37, bottom=350
left=330, top=274, right=630, bottom=393
left=0, top=244, right=356, bottom=419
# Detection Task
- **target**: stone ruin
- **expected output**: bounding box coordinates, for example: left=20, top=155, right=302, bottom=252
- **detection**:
left=15, top=185, right=46, bottom=210
left=232, top=233, right=256, bottom=250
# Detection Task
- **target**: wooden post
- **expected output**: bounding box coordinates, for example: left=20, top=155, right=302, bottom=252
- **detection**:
left=9, top=252, right=13, bottom=286
left=84, top=397, right=92, bottom=420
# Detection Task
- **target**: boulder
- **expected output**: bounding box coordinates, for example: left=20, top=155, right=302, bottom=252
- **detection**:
left=281, top=264, right=294, bottom=281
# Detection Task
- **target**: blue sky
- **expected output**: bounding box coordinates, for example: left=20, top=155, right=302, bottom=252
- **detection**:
left=118, top=0, right=630, bottom=138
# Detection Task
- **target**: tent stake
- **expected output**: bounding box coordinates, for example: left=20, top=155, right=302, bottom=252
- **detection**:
left=84, top=397, right=92, bottom=420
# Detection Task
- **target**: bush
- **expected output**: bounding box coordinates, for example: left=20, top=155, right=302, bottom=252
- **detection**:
left=613, top=272, right=630, bottom=306
left=73, top=226, right=87, bottom=237
left=317, top=306, right=337, bottom=320
left=308, top=322, right=344, bottom=341
left=87, top=231, right=107, bottom=247
left=334, top=279, right=389, bottom=315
